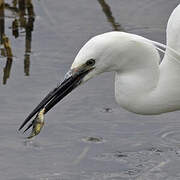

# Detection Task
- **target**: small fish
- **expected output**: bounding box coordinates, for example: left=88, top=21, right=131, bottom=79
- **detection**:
left=26, top=108, right=45, bottom=139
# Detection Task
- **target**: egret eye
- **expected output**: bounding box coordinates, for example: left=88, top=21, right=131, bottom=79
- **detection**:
left=86, top=59, right=95, bottom=66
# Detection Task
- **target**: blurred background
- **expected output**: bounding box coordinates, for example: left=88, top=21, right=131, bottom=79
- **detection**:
left=0, top=0, right=180, bottom=179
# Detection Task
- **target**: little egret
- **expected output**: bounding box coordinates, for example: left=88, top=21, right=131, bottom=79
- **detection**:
left=19, top=4, right=180, bottom=132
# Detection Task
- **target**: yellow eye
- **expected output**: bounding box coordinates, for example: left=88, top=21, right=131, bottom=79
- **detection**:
left=86, top=59, right=95, bottom=66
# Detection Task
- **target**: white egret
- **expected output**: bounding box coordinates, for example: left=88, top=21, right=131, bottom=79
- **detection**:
left=19, top=4, right=180, bottom=132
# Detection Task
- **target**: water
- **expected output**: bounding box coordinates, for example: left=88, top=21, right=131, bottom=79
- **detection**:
left=0, top=0, right=180, bottom=179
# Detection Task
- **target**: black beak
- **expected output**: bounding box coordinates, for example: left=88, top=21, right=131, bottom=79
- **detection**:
left=18, top=67, right=92, bottom=131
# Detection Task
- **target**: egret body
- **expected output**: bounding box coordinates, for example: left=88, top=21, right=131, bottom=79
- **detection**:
left=19, top=4, right=180, bottom=132
left=71, top=3, right=180, bottom=115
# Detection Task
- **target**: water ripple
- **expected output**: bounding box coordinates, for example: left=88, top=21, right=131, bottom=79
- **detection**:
left=157, top=126, right=180, bottom=146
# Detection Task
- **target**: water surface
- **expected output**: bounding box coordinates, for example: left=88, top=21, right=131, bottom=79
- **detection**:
left=0, top=0, right=180, bottom=179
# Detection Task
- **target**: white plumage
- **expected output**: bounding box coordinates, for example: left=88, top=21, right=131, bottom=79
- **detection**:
left=72, top=4, right=180, bottom=115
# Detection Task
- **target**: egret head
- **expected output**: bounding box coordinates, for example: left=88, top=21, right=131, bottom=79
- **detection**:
left=71, top=31, right=129, bottom=82
left=19, top=32, right=130, bottom=131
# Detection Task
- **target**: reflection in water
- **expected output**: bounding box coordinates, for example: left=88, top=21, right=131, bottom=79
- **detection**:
left=3, top=57, right=12, bottom=84
left=0, top=0, right=35, bottom=84
left=97, top=0, right=124, bottom=31
left=0, top=0, right=13, bottom=84
left=24, top=4, right=34, bottom=76
left=12, top=19, right=19, bottom=38
left=0, top=0, right=4, bottom=44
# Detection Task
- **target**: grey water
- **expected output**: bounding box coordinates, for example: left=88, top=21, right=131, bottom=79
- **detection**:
left=0, top=0, right=180, bottom=179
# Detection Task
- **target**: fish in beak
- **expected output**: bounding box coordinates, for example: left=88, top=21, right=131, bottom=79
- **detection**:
left=18, top=62, right=95, bottom=135
left=26, top=108, right=45, bottom=139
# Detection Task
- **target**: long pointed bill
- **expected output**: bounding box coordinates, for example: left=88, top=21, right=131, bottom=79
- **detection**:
left=19, top=67, right=93, bottom=131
